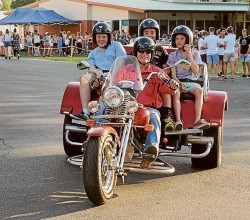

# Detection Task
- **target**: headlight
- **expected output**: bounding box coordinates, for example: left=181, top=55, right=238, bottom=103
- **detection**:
left=103, top=86, right=124, bottom=108
left=126, top=101, right=138, bottom=113
left=87, top=101, right=100, bottom=113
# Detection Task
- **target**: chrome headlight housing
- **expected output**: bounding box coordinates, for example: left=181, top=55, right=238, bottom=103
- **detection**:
left=103, top=86, right=124, bottom=108
left=87, top=101, right=100, bottom=114
left=126, top=101, right=138, bottom=114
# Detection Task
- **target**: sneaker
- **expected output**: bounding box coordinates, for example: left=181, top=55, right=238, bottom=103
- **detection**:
left=140, top=145, right=159, bottom=169
left=241, top=74, right=247, bottom=77
left=193, top=119, right=210, bottom=130
left=71, top=111, right=89, bottom=120
left=174, top=120, right=183, bottom=130
left=231, top=77, right=234, bottom=80
left=224, top=76, right=228, bottom=79
left=163, top=117, right=174, bottom=131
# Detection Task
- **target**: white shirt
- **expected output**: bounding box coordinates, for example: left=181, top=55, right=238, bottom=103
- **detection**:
left=204, top=34, right=219, bottom=55
left=198, top=37, right=206, bottom=55
left=217, top=37, right=225, bottom=55
left=224, top=34, right=236, bottom=54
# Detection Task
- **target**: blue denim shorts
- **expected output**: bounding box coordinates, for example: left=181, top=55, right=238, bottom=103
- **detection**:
left=207, top=54, right=219, bottom=65
left=4, top=41, right=12, bottom=47
left=240, top=54, right=250, bottom=63
left=184, top=82, right=200, bottom=92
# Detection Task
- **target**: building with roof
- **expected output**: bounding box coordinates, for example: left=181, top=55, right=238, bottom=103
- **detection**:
left=5, top=0, right=250, bottom=37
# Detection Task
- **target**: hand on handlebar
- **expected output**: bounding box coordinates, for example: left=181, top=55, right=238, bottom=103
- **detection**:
left=91, top=78, right=101, bottom=89
left=168, top=79, right=179, bottom=91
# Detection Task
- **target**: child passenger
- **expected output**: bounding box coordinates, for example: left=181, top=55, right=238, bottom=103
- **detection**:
left=167, top=25, right=210, bottom=130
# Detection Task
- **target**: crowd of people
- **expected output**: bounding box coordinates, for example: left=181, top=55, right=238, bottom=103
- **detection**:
left=195, top=26, right=250, bottom=79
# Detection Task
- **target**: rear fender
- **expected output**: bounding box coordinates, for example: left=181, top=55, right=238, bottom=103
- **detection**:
left=181, top=90, right=228, bottom=129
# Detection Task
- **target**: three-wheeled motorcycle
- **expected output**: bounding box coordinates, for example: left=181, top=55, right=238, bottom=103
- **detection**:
left=60, top=55, right=228, bottom=205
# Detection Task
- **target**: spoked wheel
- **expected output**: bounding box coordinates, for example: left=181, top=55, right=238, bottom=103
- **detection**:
left=63, top=115, right=87, bottom=157
left=83, top=135, right=117, bottom=205
left=191, top=126, right=222, bottom=169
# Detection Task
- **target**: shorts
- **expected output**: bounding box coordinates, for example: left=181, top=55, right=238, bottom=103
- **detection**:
left=240, top=54, right=250, bottom=63
left=4, top=41, right=12, bottom=47
left=182, top=82, right=201, bottom=92
left=207, top=54, right=219, bottom=65
left=219, top=55, right=224, bottom=61
left=44, top=44, right=50, bottom=49
left=200, top=54, right=207, bottom=63
left=34, top=43, right=40, bottom=47
left=223, top=52, right=235, bottom=62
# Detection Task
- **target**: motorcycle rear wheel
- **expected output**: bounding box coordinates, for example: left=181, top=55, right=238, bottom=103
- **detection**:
left=83, top=135, right=117, bottom=205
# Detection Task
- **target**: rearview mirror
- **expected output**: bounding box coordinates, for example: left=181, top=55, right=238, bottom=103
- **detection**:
left=77, top=61, right=90, bottom=70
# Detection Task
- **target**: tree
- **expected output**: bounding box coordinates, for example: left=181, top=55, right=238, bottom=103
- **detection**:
left=11, top=0, right=37, bottom=9
left=0, top=0, right=11, bottom=10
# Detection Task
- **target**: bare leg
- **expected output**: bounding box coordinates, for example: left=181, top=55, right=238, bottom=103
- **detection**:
left=173, top=89, right=181, bottom=121
left=189, top=87, right=203, bottom=122
left=79, top=76, right=91, bottom=110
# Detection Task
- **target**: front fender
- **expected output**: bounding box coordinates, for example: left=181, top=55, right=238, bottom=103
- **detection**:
left=87, top=126, right=119, bottom=139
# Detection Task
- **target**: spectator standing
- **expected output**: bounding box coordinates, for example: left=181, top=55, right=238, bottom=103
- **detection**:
left=58, top=33, right=63, bottom=56
left=204, top=27, right=220, bottom=79
left=239, top=29, right=250, bottom=77
left=193, top=30, right=199, bottom=50
left=12, top=28, right=20, bottom=59
left=26, top=31, right=33, bottom=56
left=234, top=38, right=240, bottom=74
left=83, top=32, right=89, bottom=49
left=3, top=29, right=12, bottom=59
left=223, top=26, right=236, bottom=80
left=33, top=31, right=40, bottom=56
left=121, top=30, right=128, bottom=45
left=76, top=32, right=83, bottom=54
left=43, top=32, right=50, bottom=57
left=198, top=30, right=208, bottom=73
left=217, top=28, right=226, bottom=77
left=0, top=31, right=4, bottom=56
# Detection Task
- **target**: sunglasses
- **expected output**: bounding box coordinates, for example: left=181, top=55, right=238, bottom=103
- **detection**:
left=137, top=49, right=152, bottom=54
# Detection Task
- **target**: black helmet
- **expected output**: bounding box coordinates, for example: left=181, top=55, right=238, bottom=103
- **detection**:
left=138, top=18, right=160, bottom=40
left=171, top=25, right=193, bottom=48
left=92, top=22, right=112, bottom=44
left=133, top=36, right=155, bottom=57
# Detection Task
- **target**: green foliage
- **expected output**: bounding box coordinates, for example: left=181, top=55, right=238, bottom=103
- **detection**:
left=11, top=0, right=37, bottom=9
left=0, top=0, right=11, bottom=10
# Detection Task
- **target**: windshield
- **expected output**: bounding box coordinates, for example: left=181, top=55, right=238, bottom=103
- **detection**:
left=109, top=55, right=143, bottom=91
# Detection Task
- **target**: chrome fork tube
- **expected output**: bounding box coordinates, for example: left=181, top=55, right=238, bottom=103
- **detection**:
left=117, top=118, right=133, bottom=169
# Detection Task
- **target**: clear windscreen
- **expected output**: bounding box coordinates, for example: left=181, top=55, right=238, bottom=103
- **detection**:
left=109, top=55, right=143, bottom=91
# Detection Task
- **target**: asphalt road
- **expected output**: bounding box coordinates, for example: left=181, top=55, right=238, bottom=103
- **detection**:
left=0, top=58, right=249, bottom=220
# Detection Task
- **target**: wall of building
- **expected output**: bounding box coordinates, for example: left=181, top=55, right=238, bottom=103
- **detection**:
left=41, top=0, right=87, bottom=20
left=91, top=5, right=129, bottom=20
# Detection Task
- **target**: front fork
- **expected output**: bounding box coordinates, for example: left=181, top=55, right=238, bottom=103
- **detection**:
left=116, top=118, right=133, bottom=176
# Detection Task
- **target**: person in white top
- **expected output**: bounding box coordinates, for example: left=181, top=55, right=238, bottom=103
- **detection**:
left=3, top=29, right=12, bottom=59
left=217, top=28, right=226, bottom=77
left=204, top=27, right=220, bottom=78
left=198, top=30, right=208, bottom=74
left=223, top=26, right=236, bottom=80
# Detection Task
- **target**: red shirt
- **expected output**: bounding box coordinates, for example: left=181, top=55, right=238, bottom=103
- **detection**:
left=115, top=64, right=172, bottom=108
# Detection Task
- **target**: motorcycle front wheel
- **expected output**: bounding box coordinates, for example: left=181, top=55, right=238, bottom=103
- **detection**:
left=83, top=135, right=117, bottom=205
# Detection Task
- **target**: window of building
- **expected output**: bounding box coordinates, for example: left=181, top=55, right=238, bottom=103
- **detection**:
left=129, top=20, right=138, bottom=37
left=169, top=20, right=177, bottom=34
left=196, top=20, right=204, bottom=31
left=159, top=20, right=168, bottom=36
